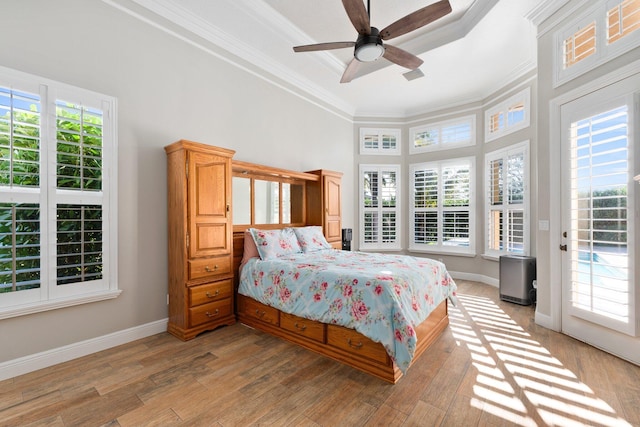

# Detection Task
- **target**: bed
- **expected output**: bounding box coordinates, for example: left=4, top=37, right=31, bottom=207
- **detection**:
left=234, top=226, right=457, bottom=383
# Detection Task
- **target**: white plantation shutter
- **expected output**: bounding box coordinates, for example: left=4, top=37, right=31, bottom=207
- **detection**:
left=442, top=164, right=471, bottom=247
left=0, top=65, right=118, bottom=316
left=568, top=104, right=633, bottom=331
left=360, top=165, right=400, bottom=250
left=410, top=158, right=475, bottom=254
left=0, top=87, right=41, bottom=188
left=485, top=142, right=529, bottom=256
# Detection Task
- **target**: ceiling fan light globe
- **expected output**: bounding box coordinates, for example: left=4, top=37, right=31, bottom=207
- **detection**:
left=355, top=43, right=385, bottom=62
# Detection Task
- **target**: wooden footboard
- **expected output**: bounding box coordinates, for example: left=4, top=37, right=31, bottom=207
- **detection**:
left=236, top=294, right=449, bottom=383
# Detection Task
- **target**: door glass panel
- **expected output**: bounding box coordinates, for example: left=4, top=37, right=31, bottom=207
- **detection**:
left=569, top=105, right=630, bottom=325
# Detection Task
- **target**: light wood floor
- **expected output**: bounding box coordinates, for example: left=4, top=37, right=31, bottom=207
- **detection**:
left=1, top=280, right=639, bottom=427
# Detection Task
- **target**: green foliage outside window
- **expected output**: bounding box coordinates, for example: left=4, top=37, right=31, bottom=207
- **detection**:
left=0, top=94, right=104, bottom=294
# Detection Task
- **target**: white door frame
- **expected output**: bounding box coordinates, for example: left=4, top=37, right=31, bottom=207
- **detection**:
left=544, top=59, right=640, bottom=332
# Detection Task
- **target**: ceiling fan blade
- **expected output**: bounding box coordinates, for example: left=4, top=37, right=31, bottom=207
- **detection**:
left=342, top=0, right=371, bottom=35
left=340, top=58, right=362, bottom=83
left=380, top=0, right=452, bottom=40
left=293, top=41, right=355, bottom=53
left=383, top=44, right=424, bottom=69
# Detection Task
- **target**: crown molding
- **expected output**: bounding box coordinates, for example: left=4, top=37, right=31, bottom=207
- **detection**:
left=124, top=0, right=357, bottom=117
left=526, top=0, right=571, bottom=28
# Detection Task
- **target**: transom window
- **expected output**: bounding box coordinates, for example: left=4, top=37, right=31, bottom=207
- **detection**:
left=409, top=115, right=475, bottom=154
left=359, top=128, right=401, bottom=155
left=564, top=21, right=597, bottom=68
left=0, top=65, right=118, bottom=319
left=485, top=87, right=531, bottom=142
left=555, top=0, right=640, bottom=86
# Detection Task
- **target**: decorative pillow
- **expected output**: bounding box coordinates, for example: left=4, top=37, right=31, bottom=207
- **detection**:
left=240, top=230, right=260, bottom=269
left=249, top=228, right=302, bottom=260
left=293, top=226, right=332, bottom=253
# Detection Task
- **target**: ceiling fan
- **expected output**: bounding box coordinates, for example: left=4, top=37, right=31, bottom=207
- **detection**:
left=293, top=0, right=452, bottom=83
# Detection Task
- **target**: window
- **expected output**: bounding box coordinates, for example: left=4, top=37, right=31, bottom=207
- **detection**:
left=0, top=66, right=118, bottom=318
left=607, top=0, right=640, bottom=43
left=564, top=21, right=597, bottom=68
left=359, top=128, right=401, bottom=155
left=359, top=165, right=401, bottom=250
left=409, top=158, right=475, bottom=255
left=555, top=0, right=640, bottom=86
left=484, top=87, right=531, bottom=142
left=409, top=115, right=475, bottom=154
left=485, top=142, right=530, bottom=257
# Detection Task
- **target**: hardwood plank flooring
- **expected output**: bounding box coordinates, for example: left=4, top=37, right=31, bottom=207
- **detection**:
left=1, top=280, right=639, bottom=427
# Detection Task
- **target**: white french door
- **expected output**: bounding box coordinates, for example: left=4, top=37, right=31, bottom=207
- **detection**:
left=560, top=76, right=640, bottom=364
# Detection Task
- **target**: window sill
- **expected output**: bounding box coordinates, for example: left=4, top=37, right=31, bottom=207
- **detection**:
left=408, top=249, right=476, bottom=258
left=482, top=254, right=500, bottom=262
left=0, top=289, right=122, bottom=320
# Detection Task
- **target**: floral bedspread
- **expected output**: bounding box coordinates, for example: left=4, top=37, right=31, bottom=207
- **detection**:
left=238, top=250, right=457, bottom=373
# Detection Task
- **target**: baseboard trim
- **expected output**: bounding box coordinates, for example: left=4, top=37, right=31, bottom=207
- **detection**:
left=0, top=318, right=168, bottom=381
left=534, top=310, right=559, bottom=332
left=449, top=271, right=499, bottom=288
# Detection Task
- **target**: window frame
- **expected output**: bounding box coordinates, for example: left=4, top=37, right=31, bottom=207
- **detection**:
left=484, top=141, right=530, bottom=258
left=409, top=115, right=476, bottom=154
left=484, top=87, right=531, bottom=142
left=0, top=65, right=119, bottom=320
left=554, top=0, right=640, bottom=87
left=359, top=128, right=401, bottom=155
left=409, top=157, right=476, bottom=256
left=358, top=164, right=402, bottom=251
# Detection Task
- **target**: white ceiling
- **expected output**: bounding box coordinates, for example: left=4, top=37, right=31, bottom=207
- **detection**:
left=128, top=0, right=546, bottom=118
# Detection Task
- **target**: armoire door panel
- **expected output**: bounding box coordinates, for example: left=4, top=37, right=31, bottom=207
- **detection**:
left=195, top=162, right=227, bottom=218
left=325, top=176, right=341, bottom=217
left=326, top=220, right=342, bottom=242
left=190, top=223, right=229, bottom=258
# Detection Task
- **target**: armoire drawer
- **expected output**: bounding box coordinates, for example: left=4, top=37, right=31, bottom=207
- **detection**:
left=189, top=280, right=232, bottom=307
left=189, top=299, right=232, bottom=327
left=326, top=324, right=389, bottom=365
left=188, top=256, right=231, bottom=281
left=281, top=312, right=325, bottom=343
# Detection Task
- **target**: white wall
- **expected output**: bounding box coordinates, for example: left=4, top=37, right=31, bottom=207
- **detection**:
left=0, top=0, right=354, bottom=365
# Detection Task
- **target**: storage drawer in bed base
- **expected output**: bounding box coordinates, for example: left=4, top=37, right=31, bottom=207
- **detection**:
left=236, top=294, right=449, bottom=384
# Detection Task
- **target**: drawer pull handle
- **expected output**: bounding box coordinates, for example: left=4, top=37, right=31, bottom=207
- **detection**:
left=206, top=290, right=220, bottom=298
left=294, top=322, right=307, bottom=332
left=204, top=265, right=219, bottom=273
left=255, top=309, right=266, bottom=318
left=205, top=309, right=219, bottom=318
left=347, top=338, right=363, bottom=349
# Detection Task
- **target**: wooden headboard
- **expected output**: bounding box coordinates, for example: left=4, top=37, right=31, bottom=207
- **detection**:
left=230, top=160, right=342, bottom=296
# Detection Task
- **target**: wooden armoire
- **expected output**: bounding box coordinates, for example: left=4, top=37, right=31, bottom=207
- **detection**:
left=305, top=169, right=343, bottom=249
left=165, top=140, right=236, bottom=340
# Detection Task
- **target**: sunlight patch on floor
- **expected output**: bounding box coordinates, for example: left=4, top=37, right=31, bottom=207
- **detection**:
left=449, top=293, right=633, bottom=427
